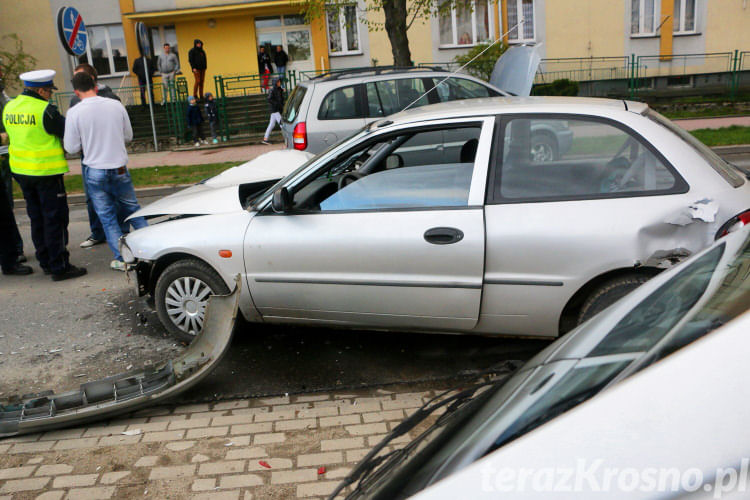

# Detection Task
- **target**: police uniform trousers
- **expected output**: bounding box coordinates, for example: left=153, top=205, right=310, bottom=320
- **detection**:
left=13, top=173, right=69, bottom=273
left=1, top=155, right=24, bottom=254
left=0, top=171, right=22, bottom=271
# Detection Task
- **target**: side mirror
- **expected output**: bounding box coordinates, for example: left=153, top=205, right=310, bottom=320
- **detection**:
left=271, top=187, right=292, bottom=213
left=385, top=154, right=403, bottom=170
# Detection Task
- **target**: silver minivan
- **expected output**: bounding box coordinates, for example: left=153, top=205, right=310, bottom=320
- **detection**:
left=280, top=67, right=507, bottom=154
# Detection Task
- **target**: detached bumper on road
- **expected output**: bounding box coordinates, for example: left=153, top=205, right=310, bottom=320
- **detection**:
left=0, top=277, right=241, bottom=438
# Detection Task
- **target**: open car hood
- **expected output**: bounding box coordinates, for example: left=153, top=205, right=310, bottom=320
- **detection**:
left=489, top=44, right=541, bottom=97
left=130, top=149, right=314, bottom=219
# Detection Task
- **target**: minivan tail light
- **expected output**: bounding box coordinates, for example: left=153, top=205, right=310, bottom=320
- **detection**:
left=293, top=122, right=307, bottom=150
left=715, top=209, right=750, bottom=239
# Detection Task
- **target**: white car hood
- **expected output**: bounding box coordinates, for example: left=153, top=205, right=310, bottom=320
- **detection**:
left=129, top=149, right=313, bottom=218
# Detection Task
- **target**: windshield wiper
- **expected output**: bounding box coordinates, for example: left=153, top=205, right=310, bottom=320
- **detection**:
left=327, top=360, right=523, bottom=499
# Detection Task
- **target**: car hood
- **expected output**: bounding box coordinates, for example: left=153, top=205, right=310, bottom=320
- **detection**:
left=129, top=149, right=314, bottom=218
left=489, top=44, right=541, bottom=97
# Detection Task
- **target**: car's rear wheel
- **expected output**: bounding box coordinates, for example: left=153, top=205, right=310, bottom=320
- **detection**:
left=577, top=274, right=651, bottom=325
left=155, top=259, right=230, bottom=343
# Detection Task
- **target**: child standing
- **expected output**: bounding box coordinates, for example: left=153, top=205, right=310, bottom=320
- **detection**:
left=204, top=92, right=220, bottom=144
left=187, top=96, right=206, bottom=147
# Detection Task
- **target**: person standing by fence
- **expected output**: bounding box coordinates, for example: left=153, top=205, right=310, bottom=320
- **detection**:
left=64, top=72, right=148, bottom=272
left=204, top=92, right=220, bottom=144
left=274, top=45, right=288, bottom=80
left=132, top=56, right=156, bottom=107
left=188, top=40, right=207, bottom=100
left=262, top=78, right=284, bottom=145
left=158, top=43, right=180, bottom=104
left=258, top=46, right=273, bottom=93
left=187, top=96, right=206, bottom=147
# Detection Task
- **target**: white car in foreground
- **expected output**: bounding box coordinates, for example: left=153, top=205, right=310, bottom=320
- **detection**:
left=122, top=97, right=750, bottom=341
left=332, top=225, right=750, bottom=499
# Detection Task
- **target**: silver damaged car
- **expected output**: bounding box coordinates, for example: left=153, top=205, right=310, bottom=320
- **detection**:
left=121, top=97, right=750, bottom=341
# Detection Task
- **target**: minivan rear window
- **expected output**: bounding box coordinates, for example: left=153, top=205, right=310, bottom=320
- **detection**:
left=283, top=85, right=307, bottom=123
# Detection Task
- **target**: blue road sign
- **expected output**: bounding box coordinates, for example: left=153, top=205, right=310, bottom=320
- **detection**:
left=57, top=6, right=88, bottom=57
left=136, top=22, right=151, bottom=57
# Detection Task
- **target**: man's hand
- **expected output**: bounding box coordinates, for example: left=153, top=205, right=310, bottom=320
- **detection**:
left=192, top=68, right=199, bottom=74
left=0, top=132, right=7, bottom=146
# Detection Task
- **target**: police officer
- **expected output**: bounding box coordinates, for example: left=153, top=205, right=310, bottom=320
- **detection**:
left=1, top=69, right=86, bottom=281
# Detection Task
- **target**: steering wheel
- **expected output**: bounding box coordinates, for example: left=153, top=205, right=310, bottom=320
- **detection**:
left=338, top=171, right=363, bottom=190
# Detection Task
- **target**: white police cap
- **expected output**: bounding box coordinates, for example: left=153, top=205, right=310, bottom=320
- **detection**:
left=20, top=70, right=58, bottom=89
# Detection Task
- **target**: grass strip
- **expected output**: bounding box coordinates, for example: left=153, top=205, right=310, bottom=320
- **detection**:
left=12, top=162, right=240, bottom=199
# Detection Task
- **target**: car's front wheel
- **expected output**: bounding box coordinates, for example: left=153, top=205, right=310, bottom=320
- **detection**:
left=155, top=259, right=230, bottom=342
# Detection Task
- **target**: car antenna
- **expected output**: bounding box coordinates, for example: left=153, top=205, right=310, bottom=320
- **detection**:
left=399, top=19, right=525, bottom=114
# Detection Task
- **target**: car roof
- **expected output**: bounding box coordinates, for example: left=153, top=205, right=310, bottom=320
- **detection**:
left=300, top=70, right=497, bottom=89
left=380, top=96, right=648, bottom=125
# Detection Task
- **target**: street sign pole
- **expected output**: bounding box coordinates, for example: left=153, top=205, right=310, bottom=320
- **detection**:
left=135, top=22, right=158, bottom=152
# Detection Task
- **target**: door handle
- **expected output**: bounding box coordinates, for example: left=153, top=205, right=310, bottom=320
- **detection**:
left=424, top=227, right=464, bottom=245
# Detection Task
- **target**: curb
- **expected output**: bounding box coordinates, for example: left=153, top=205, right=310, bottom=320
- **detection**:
left=13, top=184, right=192, bottom=210
left=711, top=144, right=750, bottom=155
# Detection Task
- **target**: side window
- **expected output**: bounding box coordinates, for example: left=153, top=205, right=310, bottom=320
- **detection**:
left=365, top=78, right=429, bottom=117
left=290, top=125, right=482, bottom=211
left=432, top=77, right=496, bottom=102
left=318, top=85, right=360, bottom=120
left=491, top=116, right=682, bottom=202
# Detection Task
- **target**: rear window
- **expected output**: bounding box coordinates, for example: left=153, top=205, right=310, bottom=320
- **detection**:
left=318, top=85, right=360, bottom=120
left=365, top=78, right=430, bottom=117
left=647, top=109, right=745, bottom=188
left=432, top=77, right=498, bottom=102
left=282, top=85, right=307, bottom=123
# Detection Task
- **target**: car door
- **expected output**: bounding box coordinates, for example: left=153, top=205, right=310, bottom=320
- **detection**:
left=245, top=117, right=494, bottom=331
left=476, top=113, right=692, bottom=337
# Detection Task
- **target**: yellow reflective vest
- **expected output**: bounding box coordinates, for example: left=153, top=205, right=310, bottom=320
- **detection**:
left=2, top=94, right=68, bottom=176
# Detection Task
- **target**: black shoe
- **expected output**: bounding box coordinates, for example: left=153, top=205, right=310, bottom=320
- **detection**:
left=2, top=263, right=33, bottom=276
left=51, top=265, right=87, bottom=282
left=17, top=255, right=27, bottom=263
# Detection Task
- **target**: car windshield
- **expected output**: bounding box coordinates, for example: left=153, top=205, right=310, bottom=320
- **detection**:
left=349, top=232, right=748, bottom=499
left=250, top=127, right=370, bottom=210
left=647, top=109, right=745, bottom=187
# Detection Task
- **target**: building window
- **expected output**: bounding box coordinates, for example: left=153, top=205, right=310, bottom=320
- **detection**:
left=506, top=0, right=534, bottom=43
left=631, top=0, right=657, bottom=35
left=327, top=5, right=361, bottom=55
left=77, top=25, right=128, bottom=76
left=439, top=0, right=493, bottom=47
left=148, top=25, right=180, bottom=66
left=673, top=0, right=696, bottom=33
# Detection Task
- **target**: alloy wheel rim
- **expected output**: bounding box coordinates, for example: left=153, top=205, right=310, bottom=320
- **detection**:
left=165, top=276, right=213, bottom=335
left=531, top=143, right=554, bottom=162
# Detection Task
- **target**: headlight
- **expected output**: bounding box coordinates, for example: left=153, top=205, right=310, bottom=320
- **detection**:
left=119, top=236, right=136, bottom=264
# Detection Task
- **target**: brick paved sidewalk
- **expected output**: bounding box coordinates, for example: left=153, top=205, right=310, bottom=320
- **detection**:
left=0, top=383, right=453, bottom=500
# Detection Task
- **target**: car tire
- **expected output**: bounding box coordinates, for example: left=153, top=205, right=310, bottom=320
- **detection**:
left=577, top=274, right=651, bottom=325
left=155, top=259, right=230, bottom=343
left=530, top=133, right=558, bottom=163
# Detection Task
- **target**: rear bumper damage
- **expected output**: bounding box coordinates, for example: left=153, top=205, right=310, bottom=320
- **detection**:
left=0, top=277, right=240, bottom=439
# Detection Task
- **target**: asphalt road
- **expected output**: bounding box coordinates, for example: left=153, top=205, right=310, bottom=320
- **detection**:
left=0, top=192, right=549, bottom=404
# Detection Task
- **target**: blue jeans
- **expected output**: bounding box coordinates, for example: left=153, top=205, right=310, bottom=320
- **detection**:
left=82, top=163, right=130, bottom=241
left=85, top=167, right=148, bottom=261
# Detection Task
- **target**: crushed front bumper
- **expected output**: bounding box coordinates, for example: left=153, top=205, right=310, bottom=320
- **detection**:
left=0, top=277, right=240, bottom=438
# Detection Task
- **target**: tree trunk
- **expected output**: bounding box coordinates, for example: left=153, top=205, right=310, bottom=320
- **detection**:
left=382, top=0, right=413, bottom=66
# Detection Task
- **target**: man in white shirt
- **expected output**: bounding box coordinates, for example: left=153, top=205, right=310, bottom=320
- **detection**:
left=64, top=72, right=148, bottom=271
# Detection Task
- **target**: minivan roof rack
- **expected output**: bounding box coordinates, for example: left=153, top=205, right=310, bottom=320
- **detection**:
left=312, top=65, right=447, bottom=81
